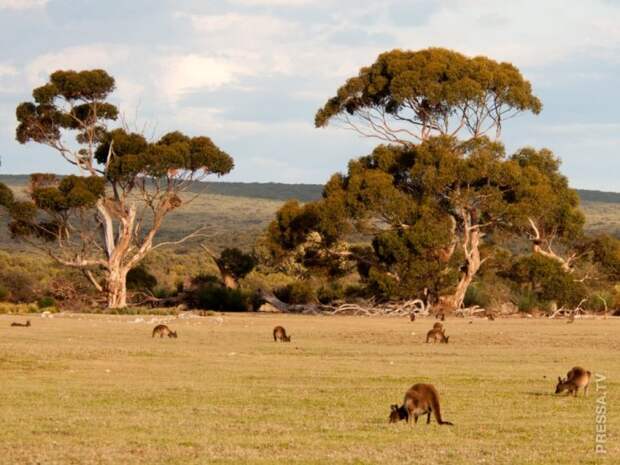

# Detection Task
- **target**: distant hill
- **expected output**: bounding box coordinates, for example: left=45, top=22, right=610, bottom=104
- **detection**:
left=1, top=174, right=618, bottom=204
left=576, top=189, right=620, bottom=204
left=0, top=175, right=618, bottom=250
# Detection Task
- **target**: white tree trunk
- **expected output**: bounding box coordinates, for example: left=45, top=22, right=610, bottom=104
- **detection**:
left=442, top=210, right=484, bottom=311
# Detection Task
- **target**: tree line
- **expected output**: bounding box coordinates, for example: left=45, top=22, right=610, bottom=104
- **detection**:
left=1, top=48, right=619, bottom=313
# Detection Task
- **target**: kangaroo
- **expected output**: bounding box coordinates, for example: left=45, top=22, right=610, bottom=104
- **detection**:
left=426, top=328, right=449, bottom=344
left=152, top=324, right=177, bottom=338
left=432, top=322, right=444, bottom=331
left=389, top=383, right=453, bottom=425
left=10, top=320, right=31, bottom=327
left=273, top=325, right=291, bottom=342
left=555, top=367, right=591, bottom=396
left=410, top=312, right=416, bottom=322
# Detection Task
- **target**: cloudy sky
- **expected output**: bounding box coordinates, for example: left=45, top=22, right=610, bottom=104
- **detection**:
left=0, top=0, right=618, bottom=190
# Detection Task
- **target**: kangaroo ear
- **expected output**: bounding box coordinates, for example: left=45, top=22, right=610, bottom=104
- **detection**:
left=557, top=376, right=562, bottom=383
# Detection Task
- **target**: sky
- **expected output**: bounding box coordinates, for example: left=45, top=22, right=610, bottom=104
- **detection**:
left=0, top=0, right=618, bottom=190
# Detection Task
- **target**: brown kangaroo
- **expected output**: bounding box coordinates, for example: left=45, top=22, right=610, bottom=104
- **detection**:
left=273, top=325, right=291, bottom=342
left=409, top=312, right=416, bottom=322
left=152, top=324, right=177, bottom=338
left=11, top=320, right=31, bottom=327
left=426, top=328, right=449, bottom=344
left=389, top=383, right=453, bottom=425
left=555, top=367, right=591, bottom=396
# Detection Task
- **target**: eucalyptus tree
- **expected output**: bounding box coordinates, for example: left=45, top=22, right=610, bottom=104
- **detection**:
left=267, top=48, right=579, bottom=310
left=0, top=70, right=233, bottom=308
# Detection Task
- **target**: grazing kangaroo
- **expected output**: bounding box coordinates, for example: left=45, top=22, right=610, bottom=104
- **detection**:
left=389, top=383, right=453, bottom=425
left=10, top=320, right=31, bottom=327
left=555, top=367, right=591, bottom=396
left=426, top=328, right=449, bottom=344
left=152, top=324, right=177, bottom=338
left=273, top=325, right=291, bottom=342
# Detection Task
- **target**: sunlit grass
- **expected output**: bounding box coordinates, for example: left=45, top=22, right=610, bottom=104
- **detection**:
left=0, top=313, right=617, bottom=464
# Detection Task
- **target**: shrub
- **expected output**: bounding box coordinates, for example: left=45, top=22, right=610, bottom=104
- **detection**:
left=464, top=284, right=491, bottom=308
left=317, top=283, right=344, bottom=304
left=274, top=281, right=316, bottom=304
left=37, top=296, right=56, bottom=309
left=515, top=290, right=539, bottom=313
left=219, top=248, right=257, bottom=279
left=0, top=270, right=37, bottom=303
left=187, top=282, right=249, bottom=312
left=0, top=285, right=8, bottom=301
left=126, top=265, right=158, bottom=292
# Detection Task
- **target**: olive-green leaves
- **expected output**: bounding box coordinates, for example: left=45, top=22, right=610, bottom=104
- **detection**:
left=316, top=48, right=541, bottom=141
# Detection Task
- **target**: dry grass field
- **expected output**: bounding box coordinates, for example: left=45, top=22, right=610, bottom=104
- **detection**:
left=0, top=313, right=617, bottom=465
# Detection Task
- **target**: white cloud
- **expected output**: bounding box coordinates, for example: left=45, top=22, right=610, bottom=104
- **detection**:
left=157, top=54, right=246, bottom=103
left=25, top=44, right=131, bottom=86
left=0, top=0, right=47, bottom=10
left=228, top=0, right=314, bottom=5
left=388, top=0, right=620, bottom=67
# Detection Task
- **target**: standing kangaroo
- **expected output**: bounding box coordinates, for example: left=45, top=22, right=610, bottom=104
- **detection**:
left=273, top=325, right=291, bottom=342
left=152, top=324, right=177, bottom=338
left=389, top=383, right=453, bottom=425
left=426, top=328, right=449, bottom=344
left=555, top=367, right=591, bottom=396
left=10, top=320, right=31, bottom=327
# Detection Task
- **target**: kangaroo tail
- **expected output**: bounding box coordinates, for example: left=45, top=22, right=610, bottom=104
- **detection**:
left=431, top=391, right=453, bottom=426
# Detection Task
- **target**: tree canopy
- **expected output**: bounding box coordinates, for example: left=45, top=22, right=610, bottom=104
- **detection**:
left=2, top=69, right=234, bottom=308
left=315, top=48, right=541, bottom=142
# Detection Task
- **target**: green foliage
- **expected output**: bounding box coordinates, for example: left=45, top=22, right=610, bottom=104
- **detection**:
left=0, top=268, right=37, bottom=303
left=585, top=234, right=620, bottom=281
left=0, top=285, right=8, bottom=301
left=218, top=248, right=256, bottom=279
left=274, top=281, right=316, bottom=305
left=505, top=254, right=586, bottom=307
left=317, top=282, right=345, bottom=304
left=509, top=147, right=585, bottom=242
left=515, top=290, right=540, bottom=313
left=315, top=47, right=541, bottom=139
left=0, top=182, right=14, bottom=207
left=126, top=265, right=158, bottom=292
left=16, top=69, right=117, bottom=145
left=9, top=68, right=235, bottom=308
left=37, top=296, right=56, bottom=309
left=96, top=129, right=233, bottom=182
left=463, top=284, right=491, bottom=308
left=188, top=283, right=248, bottom=311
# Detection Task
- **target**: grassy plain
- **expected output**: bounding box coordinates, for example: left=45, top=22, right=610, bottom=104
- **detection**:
left=0, top=313, right=617, bottom=465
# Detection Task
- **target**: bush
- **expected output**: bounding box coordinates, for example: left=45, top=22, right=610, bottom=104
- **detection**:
left=317, top=283, right=344, bottom=304
left=126, top=265, right=158, bottom=291
left=219, top=248, right=257, bottom=279
left=274, top=281, right=316, bottom=304
left=37, top=296, right=56, bottom=309
left=188, top=283, right=249, bottom=311
left=0, top=270, right=37, bottom=303
left=463, top=284, right=490, bottom=308
left=515, top=290, right=539, bottom=313
left=0, top=285, right=8, bottom=301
